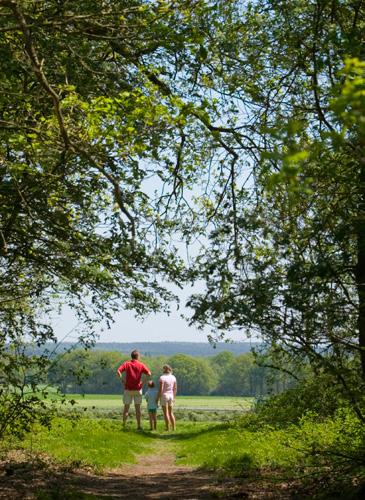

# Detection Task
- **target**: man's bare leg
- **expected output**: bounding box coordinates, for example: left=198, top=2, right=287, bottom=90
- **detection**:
left=123, top=404, right=130, bottom=426
left=135, top=403, right=142, bottom=429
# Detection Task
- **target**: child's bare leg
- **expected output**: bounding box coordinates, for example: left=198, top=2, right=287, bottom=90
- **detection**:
left=168, top=405, right=176, bottom=430
left=153, top=413, right=157, bottom=430
left=162, top=405, right=170, bottom=430
left=148, top=412, right=153, bottom=430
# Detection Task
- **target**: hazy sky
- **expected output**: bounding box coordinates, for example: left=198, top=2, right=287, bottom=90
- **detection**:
left=52, top=300, right=246, bottom=344
left=50, top=164, right=253, bottom=345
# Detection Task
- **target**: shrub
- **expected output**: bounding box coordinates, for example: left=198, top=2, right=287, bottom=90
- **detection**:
left=251, top=373, right=357, bottom=427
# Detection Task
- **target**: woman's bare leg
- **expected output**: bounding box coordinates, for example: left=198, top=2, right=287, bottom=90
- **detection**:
left=168, top=405, right=175, bottom=431
left=162, top=405, right=170, bottom=430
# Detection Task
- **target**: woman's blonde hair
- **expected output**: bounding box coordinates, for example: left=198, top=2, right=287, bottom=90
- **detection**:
left=162, top=364, right=172, bottom=373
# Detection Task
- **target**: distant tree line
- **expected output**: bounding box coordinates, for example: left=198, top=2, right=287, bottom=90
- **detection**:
left=28, top=341, right=258, bottom=358
left=48, top=350, right=297, bottom=397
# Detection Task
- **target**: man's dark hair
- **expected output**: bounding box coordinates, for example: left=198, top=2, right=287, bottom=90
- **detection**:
left=131, top=350, right=139, bottom=360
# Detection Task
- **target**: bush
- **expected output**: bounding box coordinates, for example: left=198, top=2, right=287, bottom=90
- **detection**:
left=251, top=373, right=356, bottom=427
left=233, top=383, right=365, bottom=498
left=291, top=408, right=365, bottom=470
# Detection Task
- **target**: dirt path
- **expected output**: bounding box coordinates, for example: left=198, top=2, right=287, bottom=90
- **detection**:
left=0, top=441, right=294, bottom=499
left=63, top=441, right=232, bottom=499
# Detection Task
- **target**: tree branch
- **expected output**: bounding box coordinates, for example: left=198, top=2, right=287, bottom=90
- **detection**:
left=74, top=146, right=136, bottom=240
left=7, top=0, right=71, bottom=149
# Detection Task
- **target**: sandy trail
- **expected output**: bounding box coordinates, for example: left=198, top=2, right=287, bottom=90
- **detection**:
left=64, top=441, right=229, bottom=499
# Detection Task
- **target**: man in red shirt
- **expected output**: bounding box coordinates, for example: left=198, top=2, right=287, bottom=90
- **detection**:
left=117, top=350, right=151, bottom=430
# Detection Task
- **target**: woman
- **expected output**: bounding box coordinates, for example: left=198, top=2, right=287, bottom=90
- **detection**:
left=157, top=364, right=177, bottom=431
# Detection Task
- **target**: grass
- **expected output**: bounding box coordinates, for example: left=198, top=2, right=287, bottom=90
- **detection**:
left=64, top=394, right=253, bottom=411
left=21, top=417, right=155, bottom=471
left=13, top=413, right=365, bottom=500
left=173, top=422, right=301, bottom=473
left=7, top=391, right=363, bottom=499
left=19, top=415, right=298, bottom=475
left=172, top=415, right=365, bottom=496
left=57, top=394, right=253, bottom=422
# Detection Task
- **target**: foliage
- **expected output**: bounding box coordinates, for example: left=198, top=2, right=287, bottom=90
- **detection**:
left=47, top=348, right=295, bottom=396
left=250, top=373, right=356, bottom=428
left=0, top=339, right=59, bottom=439
left=291, top=408, right=365, bottom=471
left=186, top=0, right=365, bottom=418
left=166, top=353, right=217, bottom=395
left=175, top=410, right=365, bottom=498
left=2, top=0, right=364, bottom=445
left=0, top=0, right=235, bottom=437
left=48, top=349, right=128, bottom=394
left=77, top=341, right=256, bottom=357
left=210, top=352, right=292, bottom=396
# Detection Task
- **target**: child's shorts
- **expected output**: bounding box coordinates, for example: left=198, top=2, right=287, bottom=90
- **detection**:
left=148, top=408, right=157, bottom=413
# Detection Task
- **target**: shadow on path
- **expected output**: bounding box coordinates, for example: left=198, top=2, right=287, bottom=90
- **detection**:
left=64, top=467, right=227, bottom=499
left=0, top=457, right=241, bottom=500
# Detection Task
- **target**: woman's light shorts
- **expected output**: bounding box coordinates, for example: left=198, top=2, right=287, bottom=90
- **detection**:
left=161, top=394, right=174, bottom=406
left=123, top=389, right=142, bottom=405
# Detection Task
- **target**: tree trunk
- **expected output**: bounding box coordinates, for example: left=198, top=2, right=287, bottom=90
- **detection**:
left=356, top=157, right=365, bottom=380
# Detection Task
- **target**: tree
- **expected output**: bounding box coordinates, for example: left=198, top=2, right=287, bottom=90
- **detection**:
left=48, top=349, right=126, bottom=394
left=0, top=0, right=234, bottom=436
left=212, top=353, right=253, bottom=396
left=168, top=354, right=217, bottom=395
left=186, top=1, right=365, bottom=417
left=210, top=351, right=235, bottom=377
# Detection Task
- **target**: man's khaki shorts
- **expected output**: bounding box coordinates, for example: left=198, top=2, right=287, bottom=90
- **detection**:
left=123, top=390, right=142, bottom=405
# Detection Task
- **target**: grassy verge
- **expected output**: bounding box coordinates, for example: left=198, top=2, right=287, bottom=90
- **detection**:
left=174, top=423, right=300, bottom=472
left=172, top=413, right=365, bottom=498
left=20, top=417, right=155, bottom=471
left=7, top=406, right=364, bottom=499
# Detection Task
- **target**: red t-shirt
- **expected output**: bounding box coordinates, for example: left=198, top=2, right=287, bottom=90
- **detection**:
left=117, top=359, right=151, bottom=390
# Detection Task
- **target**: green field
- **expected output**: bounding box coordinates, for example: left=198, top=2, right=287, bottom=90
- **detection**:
left=65, top=394, right=253, bottom=411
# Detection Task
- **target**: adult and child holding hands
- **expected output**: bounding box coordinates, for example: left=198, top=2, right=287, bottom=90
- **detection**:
left=117, top=350, right=177, bottom=431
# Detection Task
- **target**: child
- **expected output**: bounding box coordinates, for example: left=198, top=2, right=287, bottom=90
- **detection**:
left=145, top=380, right=158, bottom=430
left=157, top=365, right=177, bottom=431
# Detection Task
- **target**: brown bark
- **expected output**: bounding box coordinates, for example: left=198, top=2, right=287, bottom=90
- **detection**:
left=356, top=155, right=365, bottom=380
